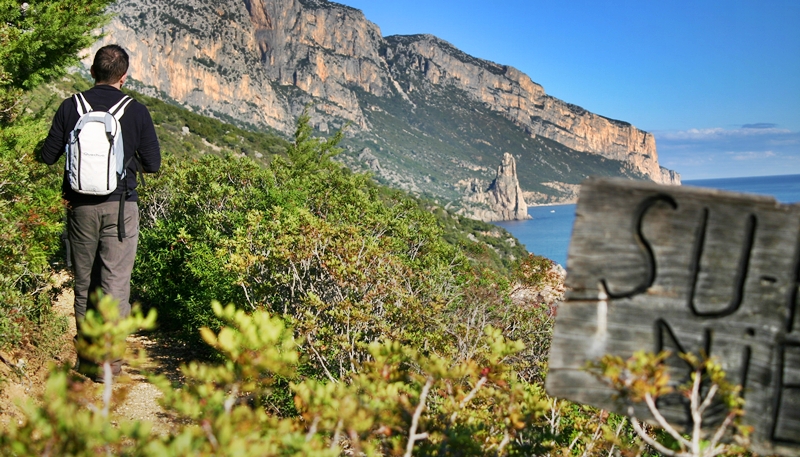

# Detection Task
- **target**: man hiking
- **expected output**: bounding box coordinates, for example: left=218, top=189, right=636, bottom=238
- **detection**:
left=41, top=44, right=161, bottom=380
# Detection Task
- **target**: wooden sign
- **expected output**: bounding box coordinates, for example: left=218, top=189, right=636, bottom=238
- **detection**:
left=546, top=178, right=799, bottom=456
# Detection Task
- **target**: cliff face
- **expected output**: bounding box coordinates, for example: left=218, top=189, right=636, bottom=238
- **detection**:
left=99, top=0, right=392, bottom=132
left=89, top=0, right=680, bottom=219
left=383, top=35, right=673, bottom=185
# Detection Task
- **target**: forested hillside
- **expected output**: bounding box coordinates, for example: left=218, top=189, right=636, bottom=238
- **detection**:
left=4, top=65, right=585, bottom=454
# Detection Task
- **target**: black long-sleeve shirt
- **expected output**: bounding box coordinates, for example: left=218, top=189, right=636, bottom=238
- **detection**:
left=41, top=84, right=161, bottom=204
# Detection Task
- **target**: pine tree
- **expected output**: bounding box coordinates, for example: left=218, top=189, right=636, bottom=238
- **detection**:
left=0, top=0, right=112, bottom=348
left=0, top=0, right=113, bottom=123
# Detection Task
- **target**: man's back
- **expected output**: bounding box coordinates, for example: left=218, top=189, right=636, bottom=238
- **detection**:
left=41, top=84, right=160, bottom=203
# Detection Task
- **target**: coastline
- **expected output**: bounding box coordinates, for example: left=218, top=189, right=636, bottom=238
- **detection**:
left=503, top=174, right=800, bottom=267
left=527, top=199, right=577, bottom=208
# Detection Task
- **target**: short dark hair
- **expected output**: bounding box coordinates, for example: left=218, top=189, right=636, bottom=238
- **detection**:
left=92, top=45, right=129, bottom=83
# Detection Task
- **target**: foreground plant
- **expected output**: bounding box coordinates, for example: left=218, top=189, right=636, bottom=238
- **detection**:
left=588, top=351, right=750, bottom=457
left=149, top=302, right=552, bottom=456
left=0, top=296, right=156, bottom=456
left=2, top=298, right=684, bottom=456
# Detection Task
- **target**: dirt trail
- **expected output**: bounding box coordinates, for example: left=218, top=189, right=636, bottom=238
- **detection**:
left=0, top=281, right=194, bottom=435
left=116, top=334, right=184, bottom=435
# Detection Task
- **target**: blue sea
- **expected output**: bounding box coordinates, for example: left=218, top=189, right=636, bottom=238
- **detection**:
left=495, top=174, right=800, bottom=267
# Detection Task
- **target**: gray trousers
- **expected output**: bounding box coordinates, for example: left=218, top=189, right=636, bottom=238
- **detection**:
left=68, top=201, right=139, bottom=363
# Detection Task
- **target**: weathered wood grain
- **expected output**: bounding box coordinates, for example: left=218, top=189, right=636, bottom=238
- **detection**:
left=545, top=177, right=799, bottom=456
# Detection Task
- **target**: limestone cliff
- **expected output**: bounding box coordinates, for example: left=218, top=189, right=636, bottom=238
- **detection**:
left=88, top=0, right=680, bottom=220
left=383, top=35, right=676, bottom=185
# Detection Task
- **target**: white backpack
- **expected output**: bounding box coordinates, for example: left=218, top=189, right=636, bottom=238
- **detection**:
left=65, top=93, right=133, bottom=195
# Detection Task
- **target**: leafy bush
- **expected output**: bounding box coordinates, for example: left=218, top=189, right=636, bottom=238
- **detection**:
left=135, top=111, right=562, bottom=373
left=0, top=0, right=116, bottom=353
left=0, top=116, right=64, bottom=350
left=0, top=297, right=156, bottom=456
left=134, top=113, right=474, bottom=373
left=2, top=302, right=629, bottom=456
left=588, top=351, right=751, bottom=457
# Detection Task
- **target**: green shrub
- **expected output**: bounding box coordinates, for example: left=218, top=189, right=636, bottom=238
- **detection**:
left=134, top=114, right=471, bottom=374
left=0, top=297, right=156, bottom=457
left=0, top=302, right=577, bottom=456
left=0, top=117, right=64, bottom=350
left=0, top=0, right=116, bottom=354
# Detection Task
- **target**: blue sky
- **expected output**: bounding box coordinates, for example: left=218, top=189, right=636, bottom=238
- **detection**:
left=338, top=0, right=800, bottom=180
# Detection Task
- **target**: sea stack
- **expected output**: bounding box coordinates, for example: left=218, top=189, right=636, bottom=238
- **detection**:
left=487, top=152, right=531, bottom=221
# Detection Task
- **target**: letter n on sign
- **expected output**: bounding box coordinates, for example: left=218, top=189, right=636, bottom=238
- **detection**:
left=546, top=178, right=799, bottom=456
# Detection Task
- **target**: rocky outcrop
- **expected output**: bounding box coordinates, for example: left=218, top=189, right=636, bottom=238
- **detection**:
left=460, top=153, right=531, bottom=222
left=87, top=0, right=680, bottom=220
left=357, top=147, right=381, bottom=172
left=487, top=153, right=530, bottom=220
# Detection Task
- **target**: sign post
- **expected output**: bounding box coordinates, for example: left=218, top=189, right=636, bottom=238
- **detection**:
left=546, top=178, right=799, bottom=456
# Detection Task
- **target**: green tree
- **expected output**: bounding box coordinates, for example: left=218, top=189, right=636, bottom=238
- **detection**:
left=0, top=0, right=113, bottom=124
left=278, top=108, right=344, bottom=177
left=0, top=0, right=113, bottom=349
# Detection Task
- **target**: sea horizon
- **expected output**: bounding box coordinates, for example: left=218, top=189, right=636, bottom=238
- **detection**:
left=498, top=173, right=800, bottom=266
left=685, top=172, right=800, bottom=181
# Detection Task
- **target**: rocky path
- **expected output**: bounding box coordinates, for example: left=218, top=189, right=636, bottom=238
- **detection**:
left=0, top=281, right=194, bottom=435
left=115, top=334, right=185, bottom=435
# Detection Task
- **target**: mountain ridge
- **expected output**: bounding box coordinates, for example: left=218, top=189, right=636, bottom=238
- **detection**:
left=88, top=0, right=680, bottom=218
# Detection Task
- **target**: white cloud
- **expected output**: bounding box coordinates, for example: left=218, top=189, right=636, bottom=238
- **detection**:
left=730, top=150, right=777, bottom=161
left=742, top=123, right=778, bottom=129
left=655, top=126, right=794, bottom=141
left=653, top=126, right=800, bottom=179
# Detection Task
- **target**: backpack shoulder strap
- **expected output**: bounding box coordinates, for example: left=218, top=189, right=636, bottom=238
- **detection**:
left=74, top=93, right=91, bottom=116
left=109, top=95, right=134, bottom=120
